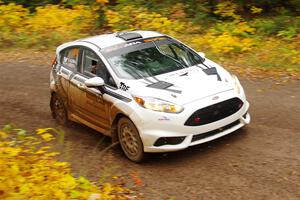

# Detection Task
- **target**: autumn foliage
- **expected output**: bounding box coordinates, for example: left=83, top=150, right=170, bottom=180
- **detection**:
left=0, top=0, right=299, bottom=73
left=0, top=125, right=131, bottom=199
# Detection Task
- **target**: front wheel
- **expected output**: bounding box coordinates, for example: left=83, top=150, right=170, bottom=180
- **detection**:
left=118, top=117, right=145, bottom=162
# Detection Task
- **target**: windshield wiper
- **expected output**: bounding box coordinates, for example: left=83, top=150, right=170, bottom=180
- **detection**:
left=153, top=41, right=187, bottom=68
left=123, top=63, right=155, bottom=83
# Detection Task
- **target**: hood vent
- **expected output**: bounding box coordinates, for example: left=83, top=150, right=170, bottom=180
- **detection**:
left=147, top=81, right=182, bottom=94
left=147, top=81, right=173, bottom=89
left=202, top=67, right=221, bottom=81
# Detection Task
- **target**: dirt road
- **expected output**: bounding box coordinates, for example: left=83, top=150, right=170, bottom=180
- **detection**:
left=0, top=56, right=299, bottom=200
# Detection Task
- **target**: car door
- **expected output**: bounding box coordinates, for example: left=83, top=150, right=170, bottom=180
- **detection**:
left=69, top=47, right=114, bottom=134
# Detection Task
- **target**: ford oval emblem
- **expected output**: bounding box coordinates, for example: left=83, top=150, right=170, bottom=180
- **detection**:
left=212, top=96, right=219, bottom=100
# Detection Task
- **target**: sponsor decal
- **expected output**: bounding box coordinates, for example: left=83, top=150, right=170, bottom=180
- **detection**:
left=119, top=82, right=130, bottom=91
left=158, top=116, right=170, bottom=121
left=212, top=96, right=219, bottom=100
left=143, top=37, right=165, bottom=42
left=124, top=41, right=142, bottom=47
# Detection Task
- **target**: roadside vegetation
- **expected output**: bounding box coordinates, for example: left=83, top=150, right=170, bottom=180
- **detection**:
left=0, top=0, right=299, bottom=75
left=0, top=124, right=135, bottom=199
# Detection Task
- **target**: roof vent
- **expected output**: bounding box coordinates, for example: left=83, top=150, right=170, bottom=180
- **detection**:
left=116, top=32, right=143, bottom=41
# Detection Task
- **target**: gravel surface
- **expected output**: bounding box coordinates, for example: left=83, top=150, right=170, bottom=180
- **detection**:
left=0, top=57, right=299, bottom=200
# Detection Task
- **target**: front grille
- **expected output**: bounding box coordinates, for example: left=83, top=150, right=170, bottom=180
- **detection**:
left=191, top=120, right=240, bottom=142
left=184, top=97, right=243, bottom=126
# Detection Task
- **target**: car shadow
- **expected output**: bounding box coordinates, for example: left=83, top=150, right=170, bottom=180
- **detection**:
left=141, top=127, right=250, bottom=165
left=53, top=120, right=251, bottom=166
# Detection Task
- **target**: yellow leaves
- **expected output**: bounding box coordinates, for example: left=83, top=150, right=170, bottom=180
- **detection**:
left=36, top=128, right=55, bottom=141
left=10, top=164, right=20, bottom=174
left=88, top=193, right=101, bottom=200
left=0, top=4, right=98, bottom=47
left=2, top=146, right=21, bottom=156
left=0, top=3, right=29, bottom=26
left=193, top=32, right=254, bottom=54
left=102, top=183, right=114, bottom=195
left=0, top=3, right=29, bottom=43
left=59, top=174, right=78, bottom=190
left=192, top=3, right=256, bottom=56
left=0, top=126, right=131, bottom=199
left=105, top=5, right=190, bottom=36
left=26, top=5, right=96, bottom=36
left=36, top=128, right=53, bottom=135
left=53, top=161, right=68, bottom=167
left=292, top=54, right=300, bottom=64
left=240, top=38, right=254, bottom=52
left=35, top=149, right=46, bottom=154
left=251, top=6, right=263, bottom=14
left=78, top=176, right=93, bottom=190
left=233, top=22, right=255, bottom=35
left=45, top=152, right=59, bottom=157
left=41, top=133, right=54, bottom=141
left=210, top=1, right=258, bottom=54
left=214, top=1, right=241, bottom=21
left=0, top=131, right=8, bottom=139
left=96, top=0, right=109, bottom=4
left=105, top=9, right=121, bottom=25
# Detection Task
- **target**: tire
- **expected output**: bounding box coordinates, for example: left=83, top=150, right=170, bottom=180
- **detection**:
left=50, top=93, right=68, bottom=125
left=117, top=117, right=145, bottom=162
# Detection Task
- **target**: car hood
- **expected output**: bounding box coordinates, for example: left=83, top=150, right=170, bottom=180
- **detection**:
left=123, top=60, right=234, bottom=105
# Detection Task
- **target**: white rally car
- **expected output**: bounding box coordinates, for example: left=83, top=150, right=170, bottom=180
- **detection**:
left=50, top=30, right=250, bottom=162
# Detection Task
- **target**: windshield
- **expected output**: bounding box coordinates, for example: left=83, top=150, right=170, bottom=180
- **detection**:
left=101, top=37, right=203, bottom=79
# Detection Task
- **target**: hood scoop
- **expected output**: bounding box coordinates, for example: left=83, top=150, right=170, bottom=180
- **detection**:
left=116, top=32, right=142, bottom=41
left=147, top=81, right=182, bottom=94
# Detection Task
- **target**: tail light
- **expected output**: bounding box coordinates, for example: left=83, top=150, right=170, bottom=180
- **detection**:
left=51, top=56, right=57, bottom=67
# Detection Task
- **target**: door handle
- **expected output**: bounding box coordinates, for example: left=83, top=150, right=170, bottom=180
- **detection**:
left=77, top=83, right=85, bottom=89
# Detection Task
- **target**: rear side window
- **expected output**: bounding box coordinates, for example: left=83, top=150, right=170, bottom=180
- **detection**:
left=61, top=48, right=79, bottom=70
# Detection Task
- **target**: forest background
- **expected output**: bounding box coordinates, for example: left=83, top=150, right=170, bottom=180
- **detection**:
left=1, top=0, right=300, bottom=74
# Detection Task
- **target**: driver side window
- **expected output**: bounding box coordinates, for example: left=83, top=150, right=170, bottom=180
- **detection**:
left=81, top=48, right=116, bottom=87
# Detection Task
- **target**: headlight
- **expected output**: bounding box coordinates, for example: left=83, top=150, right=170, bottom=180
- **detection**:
left=134, top=96, right=183, bottom=113
left=232, top=74, right=241, bottom=94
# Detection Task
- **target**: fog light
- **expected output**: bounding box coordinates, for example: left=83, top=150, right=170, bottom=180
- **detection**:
left=154, top=136, right=186, bottom=147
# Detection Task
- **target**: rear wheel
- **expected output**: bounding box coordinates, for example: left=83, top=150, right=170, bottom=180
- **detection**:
left=50, top=93, right=68, bottom=125
left=118, top=117, right=145, bottom=162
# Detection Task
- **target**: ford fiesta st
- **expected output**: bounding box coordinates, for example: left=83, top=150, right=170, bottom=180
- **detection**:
left=50, top=30, right=250, bottom=162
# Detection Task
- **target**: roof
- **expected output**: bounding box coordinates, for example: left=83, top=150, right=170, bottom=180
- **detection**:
left=78, top=30, right=164, bottom=49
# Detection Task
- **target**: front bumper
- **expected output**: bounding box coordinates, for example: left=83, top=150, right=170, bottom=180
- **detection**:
left=143, top=112, right=250, bottom=153
left=128, top=89, right=250, bottom=153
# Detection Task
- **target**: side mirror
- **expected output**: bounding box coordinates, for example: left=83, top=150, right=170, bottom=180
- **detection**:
left=198, top=52, right=205, bottom=58
left=84, top=77, right=105, bottom=87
